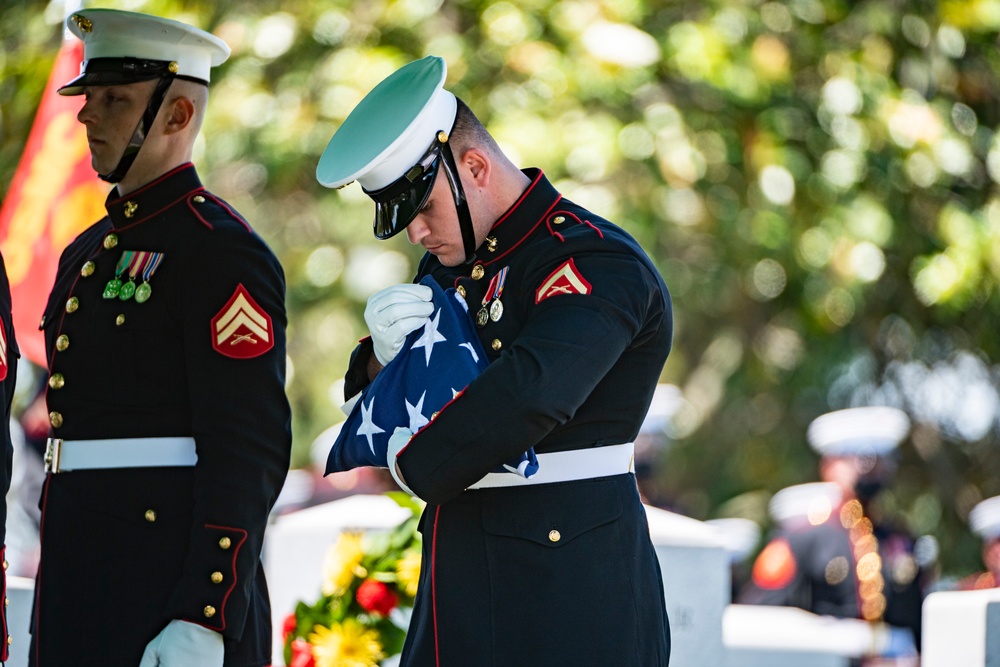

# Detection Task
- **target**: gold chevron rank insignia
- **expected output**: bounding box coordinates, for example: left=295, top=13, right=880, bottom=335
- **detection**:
left=210, top=284, right=274, bottom=359
left=535, top=258, right=592, bottom=304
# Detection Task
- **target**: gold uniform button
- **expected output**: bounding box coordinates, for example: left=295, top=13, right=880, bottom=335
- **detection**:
left=66, top=297, right=79, bottom=313
left=49, top=412, right=63, bottom=428
left=2, top=560, right=7, bottom=571
left=552, top=215, right=565, bottom=225
left=81, top=261, right=95, bottom=277
left=48, top=374, right=65, bottom=390
left=203, top=605, right=216, bottom=618
left=123, top=201, right=138, bottom=218
left=103, top=233, right=118, bottom=249
left=116, top=314, right=126, bottom=326
left=144, top=510, right=157, bottom=522
left=193, top=195, right=206, bottom=204
left=6, top=636, right=11, bottom=646
left=56, top=334, right=70, bottom=351
left=211, top=571, right=224, bottom=584
left=491, top=339, right=502, bottom=351
left=219, top=537, right=232, bottom=550
left=548, top=530, right=561, bottom=542
left=39, top=315, right=46, bottom=328
left=457, top=285, right=467, bottom=298
left=471, top=265, right=485, bottom=280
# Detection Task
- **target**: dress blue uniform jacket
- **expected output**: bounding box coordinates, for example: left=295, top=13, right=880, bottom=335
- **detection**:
left=346, top=170, right=673, bottom=666
left=33, top=164, right=291, bottom=666
left=0, top=252, right=17, bottom=663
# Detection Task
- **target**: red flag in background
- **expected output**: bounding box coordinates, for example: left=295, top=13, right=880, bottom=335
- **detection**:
left=0, top=38, right=109, bottom=367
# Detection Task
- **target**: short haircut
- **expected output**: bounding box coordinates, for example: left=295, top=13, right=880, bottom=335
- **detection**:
left=450, top=97, right=500, bottom=157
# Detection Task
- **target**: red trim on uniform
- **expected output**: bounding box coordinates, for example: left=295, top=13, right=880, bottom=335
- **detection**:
left=190, top=524, right=248, bottom=633
left=397, top=389, right=466, bottom=458
left=187, top=188, right=213, bottom=229
left=0, top=318, right=8, bottom=382
left=106, top=163, right=190, bottom=205
left=482, top=171, right=562, bottom=266
left=1, top=545, right=8, bottom=662
left=490, top=170, right=544, bottom=232
left=33, top=475, right=53, bottom=667
left=432, top=505, right=441, bottom=667
left=110, top=195, right=192, bottom=232
left=187, top=192, right=254, bottom=233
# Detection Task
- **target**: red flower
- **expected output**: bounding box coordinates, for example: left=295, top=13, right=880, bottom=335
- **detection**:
left=289, top=639, right=315, bottom=667
left=356, top=578, right=399, bottom=615
left=282, top=612, right=298, bottom=640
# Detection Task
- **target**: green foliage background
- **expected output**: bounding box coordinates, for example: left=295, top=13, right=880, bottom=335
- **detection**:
left=3, top=0, right=1000, bottom=578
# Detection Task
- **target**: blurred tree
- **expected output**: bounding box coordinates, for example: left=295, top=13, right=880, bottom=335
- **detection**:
left=3, top=0, right=1000, bottom=578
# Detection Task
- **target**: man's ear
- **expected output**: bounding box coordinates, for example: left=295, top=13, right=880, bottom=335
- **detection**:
left=461, top=147, right=491, bottom=186
left=163, top=95, right=195, bottom=134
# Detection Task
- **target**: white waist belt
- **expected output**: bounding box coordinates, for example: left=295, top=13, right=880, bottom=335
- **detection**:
left=44, top=437, right=198, bottom=474
left=467, top=442, right=635, bottom=490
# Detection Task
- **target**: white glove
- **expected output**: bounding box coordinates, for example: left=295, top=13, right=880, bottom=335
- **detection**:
left=139, top=620, right=224, bottom=667
left=365, top=284, right=434, bottom=366
left=387, top=426, right=416, bottom=495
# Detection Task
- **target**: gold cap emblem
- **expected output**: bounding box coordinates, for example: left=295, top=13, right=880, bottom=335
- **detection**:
left=72, top=14, right=93, bottom=32
left=168, top=61, right=179, bottom=74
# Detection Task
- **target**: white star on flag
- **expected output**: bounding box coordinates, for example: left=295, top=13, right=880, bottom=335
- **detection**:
left=405, top=392, right=430, bottom=432
left=411, top=308, right=447, bottom=365
left=356, top=396, right=385, bottom=454
left=459, top=341, right=480, bottom=363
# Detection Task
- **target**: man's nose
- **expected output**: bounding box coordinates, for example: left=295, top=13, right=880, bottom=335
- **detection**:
left=406, top=217, right=428, bottom=244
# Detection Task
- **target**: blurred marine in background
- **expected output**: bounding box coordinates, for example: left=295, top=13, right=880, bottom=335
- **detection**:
left=32, top=9, right=290, bottom=667
left=740, top=406, right=928, bottom=664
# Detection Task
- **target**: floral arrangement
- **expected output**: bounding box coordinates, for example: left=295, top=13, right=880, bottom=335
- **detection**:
left=283, top=493, right=424, bottom=667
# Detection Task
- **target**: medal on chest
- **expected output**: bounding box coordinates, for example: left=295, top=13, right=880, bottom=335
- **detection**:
left=477, top=266, right=508, bottom=328
left=103, top=250, right=165, bottom=303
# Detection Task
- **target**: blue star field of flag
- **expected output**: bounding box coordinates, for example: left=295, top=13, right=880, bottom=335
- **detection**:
left=325, top=276, right=538, bottom=479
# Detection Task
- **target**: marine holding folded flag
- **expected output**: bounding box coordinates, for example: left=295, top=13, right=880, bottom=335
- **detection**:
left=32, top=9, right=290, bottom=666
left=317, top=56, right=673, bottom=665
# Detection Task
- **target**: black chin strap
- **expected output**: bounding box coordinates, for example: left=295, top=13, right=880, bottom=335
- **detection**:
left=100, top=74, right=175, bottom=184
left=438, top=139, right=478, bottom=264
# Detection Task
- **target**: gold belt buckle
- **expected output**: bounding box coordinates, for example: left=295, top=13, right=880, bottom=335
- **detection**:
left=44, top=438, right=63, bottom=474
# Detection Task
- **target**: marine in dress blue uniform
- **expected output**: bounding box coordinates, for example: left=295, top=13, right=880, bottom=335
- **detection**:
left=318, top=57, right=672, bottom=666
left=32, top=10, right=290, bottom=666
left=740, top=407, right=926, bottom=659
left=0, top=252, right=18, bottom=662
left=958, top=496, right=1000, bottom=590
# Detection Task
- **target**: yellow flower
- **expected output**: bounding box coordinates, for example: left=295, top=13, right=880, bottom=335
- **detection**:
left=322, top=531, right=366, bottom=595
left=396, top=548, right=422, bottom=598
left=309, top=620, right=384, bottom=667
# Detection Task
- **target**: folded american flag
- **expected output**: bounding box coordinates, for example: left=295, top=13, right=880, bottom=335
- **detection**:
left=325, top=276, right=539, bottom=479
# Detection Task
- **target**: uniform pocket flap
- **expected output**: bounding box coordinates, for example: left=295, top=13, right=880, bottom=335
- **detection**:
left=482, top=478, right=623, bottom=547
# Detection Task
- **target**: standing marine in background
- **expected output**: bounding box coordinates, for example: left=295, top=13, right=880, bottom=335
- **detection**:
left=317, top=56, right=672, bottom=666
left=960, top=495, right=1000, bottom=590
left=741, top=406, right=927, bottom=661
left=0, top=252, right=18, bottom=661
left=33, top=9, right=290, bottom=666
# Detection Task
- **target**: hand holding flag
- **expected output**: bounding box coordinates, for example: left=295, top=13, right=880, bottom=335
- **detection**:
left=325, top=276, right=538, bottom=480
